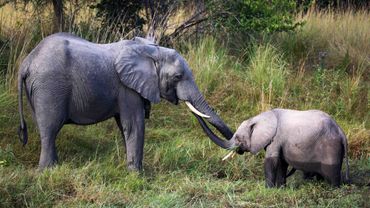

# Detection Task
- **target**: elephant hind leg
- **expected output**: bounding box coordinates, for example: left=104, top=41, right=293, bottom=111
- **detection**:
left=36, top=111, right=65, bottom=169
left=303, top=172, right=324, bottom=181
left=33, top=92, right=68, bottom=169
left=319, top=139, right=343, bottom=187
left=320, top=163, right=342, bottom=187
left=316, top=173, right=324, bottom=181
left=303, top=172, right=316, bottom=180
left=38, top=128, right=60, bottom=169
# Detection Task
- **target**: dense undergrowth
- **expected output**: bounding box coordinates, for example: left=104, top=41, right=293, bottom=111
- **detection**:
left=0, top=5, right=369, bottom=207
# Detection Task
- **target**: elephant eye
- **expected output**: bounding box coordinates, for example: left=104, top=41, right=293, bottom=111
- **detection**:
left=173, top=74, right=182, bottom=81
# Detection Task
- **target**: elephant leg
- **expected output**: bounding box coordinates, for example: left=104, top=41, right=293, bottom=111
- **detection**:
left=264, top=157, right=280, bottom=188
left=321, top=163, right=342, bottom=187
left=118, top=89, right=145, bottom=171
left=120, top=111, right=145, bottom=171
left=34, top=97, right=66, bottom=169
left=303, top=172, right=324, bottom=181
left=38, top=128, right=60, bottom=169
left=114, top=115, right=126, bottom=147
left=303, top=172, right=316, bottom=180
left=275, top=158, right=288, bottom=187
left=316, top=173, right=324, bottom=181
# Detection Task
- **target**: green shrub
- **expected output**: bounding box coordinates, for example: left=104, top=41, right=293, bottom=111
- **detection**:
left=92, top=0, right=145, bottom=34
left=208, top=0, right=300, bottom=34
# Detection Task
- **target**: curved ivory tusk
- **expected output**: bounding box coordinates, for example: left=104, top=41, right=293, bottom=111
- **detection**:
left=185, top=101, right=210, bottom=118
left=222, top=151, right=236, bottom=161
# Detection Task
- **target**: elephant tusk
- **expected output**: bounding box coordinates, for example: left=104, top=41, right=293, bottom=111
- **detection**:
left=222, top=151, right=236, bottom=161
left=185, top=101, right=210, bottom=118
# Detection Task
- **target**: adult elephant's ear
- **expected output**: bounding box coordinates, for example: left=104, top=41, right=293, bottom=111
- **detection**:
left=249, top=111, right=278, bottom=154
left=115, top=44, right=160, bottom=103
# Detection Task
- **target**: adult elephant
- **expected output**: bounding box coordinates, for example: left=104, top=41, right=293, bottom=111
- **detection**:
left=18, top=33, right=233, bottom=171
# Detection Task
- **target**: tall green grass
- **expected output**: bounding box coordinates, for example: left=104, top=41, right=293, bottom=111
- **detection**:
left=0, top=5, right=369, bottom=207
left=275, top=9, right=369, bottom=122
left=279, top=9, right=370, bottom=72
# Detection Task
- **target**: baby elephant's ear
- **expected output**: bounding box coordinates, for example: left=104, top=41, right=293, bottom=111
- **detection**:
left=115, top=44, right=160, bottom=103
left=249, top=111, right=278, bottom=154
left=132, top=37, right=155, bottom=45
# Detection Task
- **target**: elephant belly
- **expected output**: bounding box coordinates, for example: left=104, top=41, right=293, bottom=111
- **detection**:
left=283, top=143, right=322, bottom=172
left=68, top=74, right=120, bottom=124
left=68, top=102, right=118, bottom=124
left=283, top=138, right=342, bottom=173
left=285, top=159, right=322, bottom=173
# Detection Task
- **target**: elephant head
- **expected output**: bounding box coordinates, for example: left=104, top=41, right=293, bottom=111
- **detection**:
left=194, top=110, right=278, bottom=154
left=114, top=38, right=234, bottom=139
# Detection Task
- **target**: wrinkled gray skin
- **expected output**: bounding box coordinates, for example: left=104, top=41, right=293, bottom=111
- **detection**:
left=18, top=33, right=233, bottom=171
left=195, top=109, right=349, bottom=187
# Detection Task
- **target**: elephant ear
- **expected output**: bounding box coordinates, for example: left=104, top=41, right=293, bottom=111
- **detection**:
left=249, top=111, right=278, bottom=154
left=132, top=37, right=155, bottom=45
left=115, top=44, right=161, bottom=103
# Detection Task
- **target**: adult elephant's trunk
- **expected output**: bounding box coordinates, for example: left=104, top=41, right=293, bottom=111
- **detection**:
left=189, top=96, right=234, bottom=140
left=177, top=80, right=234, bottom=140
left=192, top=113, right=235, bottom=149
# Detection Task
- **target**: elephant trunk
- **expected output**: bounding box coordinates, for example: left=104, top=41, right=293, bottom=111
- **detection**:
left=187, top=87, right=233, bottom=139
left=192, top=113, right=236, bottom=149
left=177, top=79, right=234, bottom=140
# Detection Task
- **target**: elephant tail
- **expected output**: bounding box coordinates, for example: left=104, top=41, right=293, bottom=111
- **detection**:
left=343, top=134, right=350, bottom=183
left=18, top=68, right=28, bottom=146
left=286, top=167, right=296, bottom=178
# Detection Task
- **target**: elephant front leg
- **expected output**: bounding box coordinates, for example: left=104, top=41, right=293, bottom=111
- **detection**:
left=275, top=159, right=288, bottom=187
left=264, top=157, right=279, bottom=188
left=264, top=144, right=283, bottom=188
left=123, top=120, right=145, bottom=171
left=118, top=89, right=146, bottom=172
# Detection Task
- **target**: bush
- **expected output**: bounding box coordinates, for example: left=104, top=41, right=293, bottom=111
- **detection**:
left=208, top=0, right=300, bottom=34
left=93, top=0, right=145, bottom=34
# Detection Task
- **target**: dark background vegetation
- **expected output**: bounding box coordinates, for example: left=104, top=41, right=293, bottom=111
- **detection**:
left=0, top=0, right=369, bottom=207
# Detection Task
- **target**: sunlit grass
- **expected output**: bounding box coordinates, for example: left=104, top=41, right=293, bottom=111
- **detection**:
left=279, top=9, right=370, bottom=72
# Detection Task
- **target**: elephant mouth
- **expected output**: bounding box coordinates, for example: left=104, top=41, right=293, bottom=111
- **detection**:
left=161, top=93, right=179, bottom=105
left=236, top=147, right=245, bottom=154
left=170, top=98, right=179, bottom=105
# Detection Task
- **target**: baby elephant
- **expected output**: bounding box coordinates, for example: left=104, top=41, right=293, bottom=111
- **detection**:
left=195, top=109, right=350, bottom=188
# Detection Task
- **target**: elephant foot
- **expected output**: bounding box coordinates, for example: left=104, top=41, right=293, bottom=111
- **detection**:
left=38, top=148, right=58, bottom=170
left=38, top=159, right=58, bottom=171
left=127, top=162, right=142, bottom=172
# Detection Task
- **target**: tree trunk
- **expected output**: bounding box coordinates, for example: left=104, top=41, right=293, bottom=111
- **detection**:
left=52, top=0, right=64, bottom=32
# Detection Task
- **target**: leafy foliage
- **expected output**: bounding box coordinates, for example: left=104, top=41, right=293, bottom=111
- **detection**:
left=208, top=0, right=300, bottom=34
left=92, top=0, right=145, bottom=34
left=297, top=0, right=369, bottom=10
